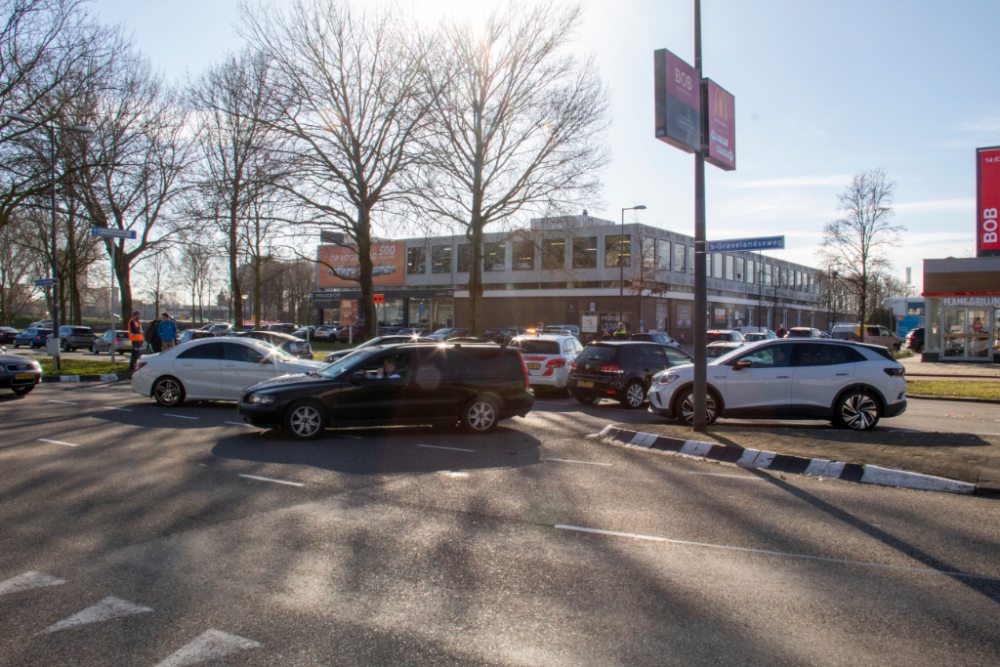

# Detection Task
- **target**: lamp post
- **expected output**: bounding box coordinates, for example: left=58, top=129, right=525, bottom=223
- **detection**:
left=8, top=113, right=92, bottom=371
left=830, top=269, right=839, bottom=331
left=620, top=205, right=647, bottom=325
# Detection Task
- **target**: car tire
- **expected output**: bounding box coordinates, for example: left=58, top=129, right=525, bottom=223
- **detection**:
left=673, top=387, right=719, bottom=426
left=284, top=400, right=326, bottom=440
left=833, top=389, right=880, bottom=431
left=152, top=376, right=185, bottom=407
left=573, top=393, right=596, bottom=405
left=461, top=394, right=500, bottom=434
left=619, top=380, right=647, bottom=409
left=12, top=385, right=33, bottom=396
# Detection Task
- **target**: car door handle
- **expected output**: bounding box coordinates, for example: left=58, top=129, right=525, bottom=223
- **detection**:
left=776, top=375, right=790, bottom=379
left=836, top=373, right=849, bottom=376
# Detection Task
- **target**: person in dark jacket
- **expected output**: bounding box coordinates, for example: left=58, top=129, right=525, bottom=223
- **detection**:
left=145, top=318, right=162, bottom=353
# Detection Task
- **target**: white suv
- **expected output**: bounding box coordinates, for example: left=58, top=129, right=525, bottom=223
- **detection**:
left=510, top=333, right=583, bottom=392
left=648, top=339, right=906, bottom=430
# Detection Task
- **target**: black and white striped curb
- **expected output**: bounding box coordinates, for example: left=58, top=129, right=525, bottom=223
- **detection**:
left=593, top=425, right=977, bottom=495
left=40, top=372, right=131, bottom=384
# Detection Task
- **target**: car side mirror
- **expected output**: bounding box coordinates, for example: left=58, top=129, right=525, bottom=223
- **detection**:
left=351, top=371, right=366, bottom=383
left=733, top=359, right=752, bottom=370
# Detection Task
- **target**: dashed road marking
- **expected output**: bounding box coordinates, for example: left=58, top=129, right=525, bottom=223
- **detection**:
left=238, top=474, right=304, bottom=487
left=544, top=458, right=612, bottom=466
left=0, top=571, right=65, bottom=596
left=154, top=629, right=261, bottom=667
left=47, top=400, right=77, bottom=405
left=38, top=438, right=78, bottom=447
left=687, top=472, right=761, bottom=479
left=105, top=407, right=133, bottom=412
left=40, top=596, right=153, bottom=634
left=164, top=414, right=199, bottom=420
left=418, top=444, right=474, bottom=452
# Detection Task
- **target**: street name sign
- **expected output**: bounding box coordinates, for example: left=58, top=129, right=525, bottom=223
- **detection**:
left=34, top=278, right=55, bottom=287
left=706, top=236, right=785, bottom=253
left=91, top=227, right=137, bottom=240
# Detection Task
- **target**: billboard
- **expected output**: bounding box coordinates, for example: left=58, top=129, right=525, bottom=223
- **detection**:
left=317, top=242, right=404, bottom=287
left=977, top=146, right=1000, bottom=257
left=654, top=48, right=700, bottom=153
left=703, top=78, right=735, bottom=171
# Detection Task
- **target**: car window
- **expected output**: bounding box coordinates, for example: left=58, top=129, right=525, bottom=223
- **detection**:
left=794, top=344, right=846, bottom=367
left=880, top=327, right=892, bottom=337
left=630, top=333, right=651, bottom=341
left=177, top=342, right=224, bottom=360
left=356, top=351, right=412, bottom=380
left=223, top=342, right=264, bottom=363
left=459, top=348, right=522, bottom=377
left=578, top=345, right=618, bottom=363
left=512, top=339, right=561, bottom=354
left=663, top=347, right=691, bottom=365
left=639, top=345, right=668, bottom=368
left=735, top=344, right=791, bottom=368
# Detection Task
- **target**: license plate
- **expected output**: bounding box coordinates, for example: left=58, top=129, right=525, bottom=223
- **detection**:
left=526, top=363, right=541, bottom=370
left=15, top=373, right=34, bottom=380
left=577, top=380, right=593, bottom=388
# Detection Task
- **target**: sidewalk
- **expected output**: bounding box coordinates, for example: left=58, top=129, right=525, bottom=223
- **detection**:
left=899, top=354, right=1000, bottom=380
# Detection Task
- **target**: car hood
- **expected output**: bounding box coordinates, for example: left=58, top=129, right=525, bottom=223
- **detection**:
left=277, top=359, right=325, bottom=374
left=247, top=370, right=331, bottom=393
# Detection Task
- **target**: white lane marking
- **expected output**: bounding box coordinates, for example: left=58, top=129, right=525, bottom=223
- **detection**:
left=439, top=470, right=470, bottom=477
left=687, top=472, right=760, bottom=479
left=238, top=474, right=304, bottom=487
left=105, top=407, right=133, bottom=412
left=47, top=400, right=77, bottom=405
left=154, top=628, right=261, bottom=667
left=38, top=438, right=78, bottom=448
left=164, top=414, right=199, bottom=420
left=544, top=458, right=612, bottom=466
left=555, top=525, right=1000, bottom=582
left=225, top=421, right=255, bottom=427
left=330, top=433, right=363, bottom=440
left=40, top=596, right=153, bottom=634
left=0, top=571, right=65, bottom=596
left=417, top=444, right=475, bottom=452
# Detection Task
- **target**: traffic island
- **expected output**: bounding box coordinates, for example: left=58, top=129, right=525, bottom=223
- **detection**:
left=594, top=422, right=1000, bottom=495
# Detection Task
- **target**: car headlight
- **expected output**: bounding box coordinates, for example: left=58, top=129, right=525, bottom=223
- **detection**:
left=653, top=373, right=679, bottom=386
left=247, top=393, right=275, bottom=405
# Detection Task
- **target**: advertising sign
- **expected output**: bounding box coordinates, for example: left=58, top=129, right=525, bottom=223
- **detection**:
left=703, top=79, right=735, bottom=171
left=317, top=242, right=404, bottom=287
left=581, top=315, right=598, bottom=333
left=977, top=146, right=1000, bottom=257
left=654, top=48, right=700, bottom=153
left=706, top=236, right=784, bottom=253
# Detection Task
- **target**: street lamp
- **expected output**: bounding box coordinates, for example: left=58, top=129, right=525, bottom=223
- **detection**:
left=8, top=113, right=92, bottom=371
left=620, top=205, right=647, bottom=326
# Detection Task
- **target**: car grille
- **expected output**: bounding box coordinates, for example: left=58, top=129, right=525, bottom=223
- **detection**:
left=4, top=363, right=32, bottom=371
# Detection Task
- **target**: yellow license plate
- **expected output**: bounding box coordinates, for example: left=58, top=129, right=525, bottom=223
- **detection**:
left=15, top=373, right=34, bottom=380
left=526, top=363, right=541, bottom=370
left=577, top=380, right=593, bottom=388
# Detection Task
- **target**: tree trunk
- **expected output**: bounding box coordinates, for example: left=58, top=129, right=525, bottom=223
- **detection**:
left=230, top=213, right=242, bottom=329
left=253, top=257, right=262, bottom=330
left=468, top=220, right=484, bottom=336
left=356, top=209, right=376, bottom=340
left=116, top=257, right=133, bottom=324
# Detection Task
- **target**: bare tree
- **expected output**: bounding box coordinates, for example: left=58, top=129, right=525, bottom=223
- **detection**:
left=413, top=1, right=610, bottom=334
left=0, top=213, right=41, bottom=324
left=180, top=243, right=213, bottom=323
left=240, top=0, right=438, bottom=339
left=819, top=169, right=902, bottom=342
left=138, top=249, right=173, bottom=320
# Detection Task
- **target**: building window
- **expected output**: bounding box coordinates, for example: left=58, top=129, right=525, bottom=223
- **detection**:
left=605, top=234, right=630, bottom=268
left=641, top=237, right=655, bottom=271
left=747, top=259, right=755, bottom=284
left=735, top=257, right=745, bottom=282
left=687, top=245, right=695, bottom=274
left=781, top=268, right=788, bottom=288
left=724, top=255, right=735, bottom=280
left=407, top=247, right=426, bottom=274
left=764, top=264, right=772, bottom=286
left=657, top=239, right=671, bottom=271
left=572, top=236, right=597, bottom=268
left=673, top=242, right=686, bottom=273
left=431, top=245, right=451, bottom=274
left=484, top=241, right=505, bottom=272
left=512, top=240, right=534, bottom=271
left=712, top=253, right=723, bottom=278
left=542, top=238, right=565, bottom=270
left=457, top=244, right=470, bottom=272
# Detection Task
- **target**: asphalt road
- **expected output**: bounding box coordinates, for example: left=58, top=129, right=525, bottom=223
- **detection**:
left=1, top=383, right=999, bottom=666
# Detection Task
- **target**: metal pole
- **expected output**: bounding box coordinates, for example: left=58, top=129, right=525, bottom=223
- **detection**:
left=49, top=124, right=60, bottom=371
left=110, top=244, right=116, bottom=365
left=619, top=208, right=625, bottom=324
left=692, top=0, right=708, bottom=432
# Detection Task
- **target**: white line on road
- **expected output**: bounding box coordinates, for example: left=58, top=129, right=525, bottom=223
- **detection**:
left=687, top=472, right=760, bottom=479
left=105, top=407, right=133, bottom=412
left=439, top=470, right=470, bottom=477
left=154, top=629, right=261, bottom=667
left=238, top=474, right=304, bottom=487
left=47, top=400, right=77, bottom=405
left=544, top=458, right=612, bottom=466
left=38, top=438, right=78, bottom=447
left=164, top=413, right=199, bottom=420
left=418, top=444, right=475, bottom=452
left=554, top=524, right=1000, bottom=582
left=225, top=421, right=255, bottom=427
left=40, top=596, right=153, bottom=634
left=0, top=571, right=65, bottom=596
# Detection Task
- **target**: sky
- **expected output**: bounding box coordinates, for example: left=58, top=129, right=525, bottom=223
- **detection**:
left=89, top=0, right=1000, bottom=292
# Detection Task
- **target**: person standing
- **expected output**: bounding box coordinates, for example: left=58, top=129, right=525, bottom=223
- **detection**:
left=614, top=321, right=629, bottom=340
left=158, top=312, right=177, bottom=351
left=128, top=310, right=144, bottom=372
left=145, top=318, right=161, bottom=353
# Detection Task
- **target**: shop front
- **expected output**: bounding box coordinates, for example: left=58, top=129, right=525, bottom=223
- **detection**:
left=922, top=257, right=1000, bottom=363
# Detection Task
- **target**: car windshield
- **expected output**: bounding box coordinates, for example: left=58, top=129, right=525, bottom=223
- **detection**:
left=512, top=339, right=561, bottom=354
left=318, top=348, right=380, bottom=378
left=248, top=339, right=297, bottom=363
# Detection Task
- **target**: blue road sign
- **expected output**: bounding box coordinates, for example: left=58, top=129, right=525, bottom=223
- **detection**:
left=34, top=278, right=55, bottom=287
left=706, top=235, right=785, bottom=253
left=91, top=227, right=137, bottom=240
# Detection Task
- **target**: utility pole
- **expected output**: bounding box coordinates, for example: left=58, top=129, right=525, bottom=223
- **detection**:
left=692, top=0, right=708, bottom=431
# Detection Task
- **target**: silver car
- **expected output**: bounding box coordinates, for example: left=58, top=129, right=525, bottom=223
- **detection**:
left=92, top=330, right=131, bottom=354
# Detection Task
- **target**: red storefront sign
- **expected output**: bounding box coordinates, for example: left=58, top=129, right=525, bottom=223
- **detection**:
left=977, top=146, right=1000, bottom=257
left=654, top=48, right=701, bottom=153
left=703, top=79, right=735, bottom=171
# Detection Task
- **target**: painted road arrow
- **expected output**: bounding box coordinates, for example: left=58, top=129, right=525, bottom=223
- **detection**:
left=0, top=571, right=65, bottom=596
left=39, top=596, right=153, bottom=634
left=154, top=629, right=261, bottom=667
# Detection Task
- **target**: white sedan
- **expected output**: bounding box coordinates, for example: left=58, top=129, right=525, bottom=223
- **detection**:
left=510, top=333, right=584, bottom=391
left=132, top=337, right=324, bottom=407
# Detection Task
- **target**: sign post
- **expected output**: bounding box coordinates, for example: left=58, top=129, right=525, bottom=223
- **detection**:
left=93, top=227, right=136, bottom=364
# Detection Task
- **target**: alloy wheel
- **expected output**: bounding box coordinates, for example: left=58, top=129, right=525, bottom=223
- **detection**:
left=155, top=379, right=181, bottom=406
left=467, top=401, right=496, bottom=432
left=625, top=382, right=645, bottom=408
left=680, top=392, right=717, bottom=425
left=841, top=393, right=878, bottom=430
left=290, top=405, right=322, bottom=438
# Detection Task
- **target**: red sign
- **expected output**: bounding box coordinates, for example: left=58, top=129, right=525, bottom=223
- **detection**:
left=373, top=294, right=385, bottom=304
left=977, top=146, right=1000, bottom=257
left=654, top=48, right=700, bottom=153
left=704, top=79, right=735, bottom=171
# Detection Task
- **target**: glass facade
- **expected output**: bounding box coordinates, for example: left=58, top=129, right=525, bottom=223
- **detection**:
left=432, top=245, right=451, bottom=274
left=572, top=236, right=597, bottom=268
left=605, top=235, right=630, bottom=268
left=542, top=238, right=565, bottom=270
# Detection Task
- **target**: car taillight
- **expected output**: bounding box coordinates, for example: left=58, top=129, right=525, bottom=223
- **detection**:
left=546, top=358, right=566, bottom=368
left=115, top=338, right=124, bottom=342
left=600, top=365, right=624, bottom=374
left=570, top=359, right=577, bottom=370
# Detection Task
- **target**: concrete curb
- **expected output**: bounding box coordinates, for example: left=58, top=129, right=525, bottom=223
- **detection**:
left=593, top=424, right=978, bottom=495
left=907, top=394, right=1000, bottom=405
left=40, top=372, right=131, bottom=384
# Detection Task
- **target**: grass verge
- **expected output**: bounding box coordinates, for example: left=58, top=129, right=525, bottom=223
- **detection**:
left=906, top=379, right=1000, bottom=400
left=37, top=357, right=130, bottom=377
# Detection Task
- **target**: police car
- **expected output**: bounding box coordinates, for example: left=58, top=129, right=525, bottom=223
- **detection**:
left=509, top=331, right=584, bottom=392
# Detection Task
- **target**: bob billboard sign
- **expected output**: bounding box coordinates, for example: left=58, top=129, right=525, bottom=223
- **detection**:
left=977, top=146, right=1000, bottom=257
left=654, top=48, right=700, bottom=153
left=703, top=78, right=736, bottom=171
left=317, top=242, right=404, bottom=287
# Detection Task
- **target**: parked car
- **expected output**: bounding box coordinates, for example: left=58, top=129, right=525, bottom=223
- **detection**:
left=291, top=326, right=316, bottom=340
left=396, top=327, right=428, bottom=337
left=498, top=327, right=528, bottom=345
left=0, top=327, right=19, bottom=345
left=198, top=323, right=233, bottom=336
left=0, top=353, right=41, bottom=396
left=706, top=329, right=744, bottom=343
left=629, top=330, right=679, bottom=346
left=322, top=335, right=434, bottom=364
left=831, top=324, right=903, bottom=350
left=707, top=341, right=745, bottom=358
left=312, top=325, right=339, bottom=340
left=424, top=327, right=470, bottom=341
left=12, top=328, right=53, bottom=349
left=262, top=323, right=297, bottom=334
left=743, top=331, right=777, bottom=343
left=58, top=325, right=97, bottom=351
left=238, top=342, right=534, bottom=439
left=178, top=329, right=217, bottom=346
left=337, top=320, right=369, bottom=343
left=29, top=319, right=54, bottom=329
left=784, top=327, right=824, bottom=339
left=647, top=339, right=906, bottom=430
left=237, top=330, right=314, bottom=360
left=510, top=333, right=584, bottom=392
left=132, top=337, right=324, bottom=407
left=568, top=341, right=693, bottom=409
left=905, top=327, right=924, bottom=353
left=92, top=330, right=131, bottom=354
